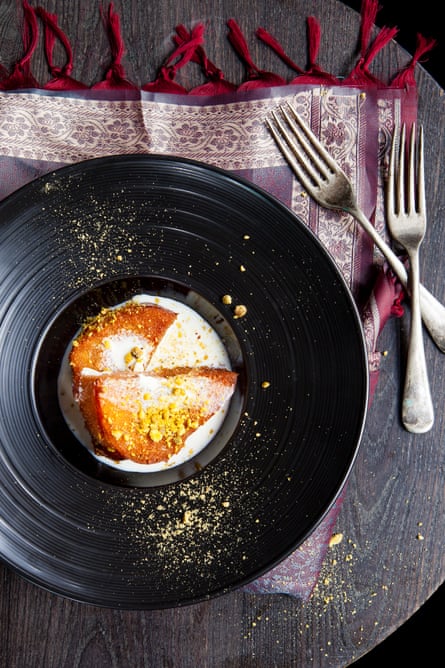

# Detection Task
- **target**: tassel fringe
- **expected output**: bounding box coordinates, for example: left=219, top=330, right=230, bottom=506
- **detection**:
left=0, top=0, right=436, bottom=92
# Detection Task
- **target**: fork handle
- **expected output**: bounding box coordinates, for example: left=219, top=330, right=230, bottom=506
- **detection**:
left=351, top=206, right=445, bottom=353
left=401, top=251, right=434, bottom=433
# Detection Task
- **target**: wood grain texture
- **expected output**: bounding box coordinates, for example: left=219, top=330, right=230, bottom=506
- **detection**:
left=0, top=1, right=444, bottom=666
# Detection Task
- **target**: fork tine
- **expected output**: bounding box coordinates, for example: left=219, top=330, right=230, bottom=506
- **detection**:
left=397, top=124, right=406, bottom=215
left=266, top=113, right=313, bottom=193
left=284, top=103, right=342, bottom=176
left=395, top=124, right=425, bottom=218
left=417, top=125, right=426, bottom=216
left=279, top=105, right=331, bottom=182
left=408, top=123, right=417, bottom=215
left=387, top=123, right=398, bottom=214
left=268, top=110, right=327, bottom=192
left=267, top=103, right=344, bottom=195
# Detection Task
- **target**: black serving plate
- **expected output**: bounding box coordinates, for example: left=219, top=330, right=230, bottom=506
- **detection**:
left=0, top=154, right=368, bottom=609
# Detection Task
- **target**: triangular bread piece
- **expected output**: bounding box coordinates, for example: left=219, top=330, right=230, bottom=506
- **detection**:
left=86, top=367, right=237, bottom=464
left=69, top=302, right=177, bottom=397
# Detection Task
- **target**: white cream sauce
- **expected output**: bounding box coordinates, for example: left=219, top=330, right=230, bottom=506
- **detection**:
left=58, top=294, right=232, bottom=472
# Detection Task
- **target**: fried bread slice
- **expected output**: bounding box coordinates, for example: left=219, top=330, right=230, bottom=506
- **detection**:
left=85, top=367, right=237, bottom=464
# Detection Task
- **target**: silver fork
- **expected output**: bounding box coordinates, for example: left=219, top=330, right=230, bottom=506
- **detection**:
left=266, top=103, right=445, bottom=354
left=387, top=124, right=434, bottom=433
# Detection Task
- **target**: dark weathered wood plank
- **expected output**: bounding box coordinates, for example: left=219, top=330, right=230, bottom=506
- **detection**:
left=0, top=1, right=444, bottom=666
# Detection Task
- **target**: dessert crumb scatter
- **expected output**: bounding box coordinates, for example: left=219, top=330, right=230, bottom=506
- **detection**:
left=233, top=304, right=247, bottom=319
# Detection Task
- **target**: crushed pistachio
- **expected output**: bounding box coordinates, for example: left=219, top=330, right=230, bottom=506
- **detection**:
left=328, top=532, right=344, bottom=547
left=233, top=304, right=247, bottom=319
left=124, top=346, right=144, bottom=366
left=137, top=403, right=205, bottom=452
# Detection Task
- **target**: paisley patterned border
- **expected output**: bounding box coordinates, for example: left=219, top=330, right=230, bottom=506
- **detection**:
left=0, top=88, right=365, bottom=170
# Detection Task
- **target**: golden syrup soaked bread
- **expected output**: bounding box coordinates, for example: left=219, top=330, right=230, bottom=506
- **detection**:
left=69, top=302, right=177, bottom=397
left=85, top=367, right=237, bottom=464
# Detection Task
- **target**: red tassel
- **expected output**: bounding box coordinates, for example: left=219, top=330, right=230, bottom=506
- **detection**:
left=391, top=294, right=405, bottom=317
left=307, top=17, right=321, bottom=67
left=356, top=0, right=380, bottom=62
left=363, top=26, right=398, bottom=68
left=343, top=0, right=398, bottom=87
left=1, top=1, right=40, bottom=90
left=391, top=33, right=437, bottom=88
left=227, top=19, right=287, bottom=90
left=173, top=24, right=237, bottom=95
left=142, top=23, right=205, bottom=93
left=295, top=17, right=340, bottom=84
left=371, top=267, right=405, bottom=325
left=343, top=0, right=380, bottom=86
left=36, top=7, right=89, bottom=90
left=142, top=69, right=189, bottom=94
left=343, top=25, right=398, bottom=86
left=92, top=3, right=138, bottom=90
left=257, top=19, right=339, bottom=85
left=256, top=27, right=305, bottom=76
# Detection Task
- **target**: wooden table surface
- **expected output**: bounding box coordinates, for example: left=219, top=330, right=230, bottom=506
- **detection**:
left=1, top=1, right=444, bottom=666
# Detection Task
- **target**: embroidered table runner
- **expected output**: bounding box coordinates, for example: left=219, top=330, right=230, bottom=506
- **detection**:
left=0, top=0, right=433, bottom=599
